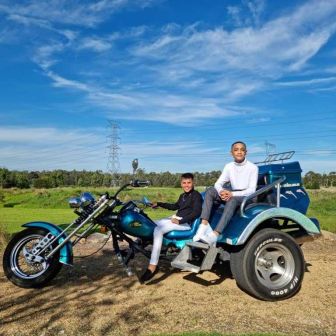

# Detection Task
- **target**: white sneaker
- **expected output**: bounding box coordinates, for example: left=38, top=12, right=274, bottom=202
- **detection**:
left=200, top=231, right=218, bottom=246
left=193, top=223, right=211, bottom=242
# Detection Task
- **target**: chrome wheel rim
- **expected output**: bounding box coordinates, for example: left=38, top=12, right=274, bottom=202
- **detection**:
left=10, top=234, right=50, bottom=279
left=254, top=242, right=295, bottom=289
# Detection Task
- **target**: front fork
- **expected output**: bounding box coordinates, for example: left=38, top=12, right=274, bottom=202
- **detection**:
left=110, top=228, right=151, bottom=276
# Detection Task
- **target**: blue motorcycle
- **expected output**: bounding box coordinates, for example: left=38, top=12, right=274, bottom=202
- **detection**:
left=3, top=152, right=321, bottom=301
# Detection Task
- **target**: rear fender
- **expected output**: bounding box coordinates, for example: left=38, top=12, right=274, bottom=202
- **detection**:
left=22, top=222, right=73, bottom=265
left=233, top=207, right=320, bottom=246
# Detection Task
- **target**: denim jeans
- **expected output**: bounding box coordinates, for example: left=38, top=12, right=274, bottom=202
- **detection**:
left=200, top=187, right=244, bottom=233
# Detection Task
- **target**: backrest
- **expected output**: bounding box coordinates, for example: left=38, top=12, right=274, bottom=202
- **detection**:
left=257, top=161, right=310, bottom=214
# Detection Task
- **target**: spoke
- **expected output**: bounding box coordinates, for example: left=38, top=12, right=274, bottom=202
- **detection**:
left=270, top=264, right=285, bottom=276
left=256, top=266, right=272, bottom=282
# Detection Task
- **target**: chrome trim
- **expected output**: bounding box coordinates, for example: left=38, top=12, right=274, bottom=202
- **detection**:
left=45, top=198, right=110, bottom=259
left=34, top=198, right=110, bottom=260
left=240, top=177, right=286, bottom=218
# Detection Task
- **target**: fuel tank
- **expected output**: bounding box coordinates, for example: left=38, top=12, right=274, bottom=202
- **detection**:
left=118, top=201, right=156, bottom=238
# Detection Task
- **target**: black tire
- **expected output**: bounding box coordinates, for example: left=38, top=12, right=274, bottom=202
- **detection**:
left=230, top=246, right=251, bottom=293
left=230, top=228, right=305, bottom=301
left=3, top=228, right=62, bottom=288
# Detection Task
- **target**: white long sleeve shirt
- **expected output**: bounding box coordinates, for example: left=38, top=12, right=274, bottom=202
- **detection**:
left=214, top=159, right=259, bottom=197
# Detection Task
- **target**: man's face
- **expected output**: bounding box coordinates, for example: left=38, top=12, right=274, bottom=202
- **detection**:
left=181, top=178, right=194, bottom=193
left=231, top=143, right=247, bottom=163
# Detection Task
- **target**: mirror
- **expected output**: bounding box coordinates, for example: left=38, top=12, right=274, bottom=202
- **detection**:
left=142, top=196, right=152, bottom=206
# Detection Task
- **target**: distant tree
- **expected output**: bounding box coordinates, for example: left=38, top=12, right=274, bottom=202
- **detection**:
left=14, top=171, right=30, bottom=188
left=303, top=171, right=321, bottom=189
left=32, top=177, right=53, bottom=189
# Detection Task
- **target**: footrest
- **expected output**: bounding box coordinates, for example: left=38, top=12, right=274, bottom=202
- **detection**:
left=200, top=246, right=218, bottom=271
left=186, top=241, right=211, bottom=249
left=171, top=243, right=219, bottom=273
left=171, top=261, right=200, bottom=273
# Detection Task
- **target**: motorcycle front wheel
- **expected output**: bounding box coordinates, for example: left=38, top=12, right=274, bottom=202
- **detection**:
left=3, top=228, right=62, bottom=288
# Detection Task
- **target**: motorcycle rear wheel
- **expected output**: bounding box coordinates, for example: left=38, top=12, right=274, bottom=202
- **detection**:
left=3, top=228, right=62, bottom=288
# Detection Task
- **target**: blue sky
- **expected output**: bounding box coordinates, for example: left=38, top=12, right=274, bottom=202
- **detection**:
left=0, top=0, right=335, bottom=174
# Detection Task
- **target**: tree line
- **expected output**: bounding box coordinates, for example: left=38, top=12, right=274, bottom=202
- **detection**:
left=0, top=167, right=335, bottom=189
left=0, top=168, right=220, bottom=189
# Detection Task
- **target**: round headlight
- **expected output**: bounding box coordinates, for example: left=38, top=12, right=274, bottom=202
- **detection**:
left=80, top=192, right=95, bottom=208
left=69, top=197, right=81, bottom=208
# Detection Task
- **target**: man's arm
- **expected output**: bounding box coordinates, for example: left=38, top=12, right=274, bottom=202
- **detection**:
left=214, top=165, right=230, bottom=194
left=232, top=165, right=259, bottom=197
left=157, top=194, right=181, bottom=211
left=179, top=192, right=202, bottom=224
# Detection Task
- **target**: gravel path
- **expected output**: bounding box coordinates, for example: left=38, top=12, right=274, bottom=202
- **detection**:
left=0, top=232, right=335, bottom=336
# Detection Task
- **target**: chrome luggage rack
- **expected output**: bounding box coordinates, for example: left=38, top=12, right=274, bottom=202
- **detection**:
left=255, top=151, right=295, bottom=165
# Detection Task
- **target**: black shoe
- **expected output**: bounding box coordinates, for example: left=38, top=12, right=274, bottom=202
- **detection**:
left=140, top=268, right=157, bottom=283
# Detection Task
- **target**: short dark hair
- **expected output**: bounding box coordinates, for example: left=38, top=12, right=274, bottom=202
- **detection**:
left=181, top=172, right=194, bottom=180
left=231, top=141, right=247, bottom=150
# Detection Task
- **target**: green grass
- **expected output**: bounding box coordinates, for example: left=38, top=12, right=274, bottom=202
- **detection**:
left=0, top=187, right=335, bottom=235
left=307, top=189, right=336, bottom=233
left=0, top=187, right=186, bottom=234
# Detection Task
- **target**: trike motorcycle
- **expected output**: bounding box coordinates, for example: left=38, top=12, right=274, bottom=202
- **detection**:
left=3, top=153, right=321, bottom=301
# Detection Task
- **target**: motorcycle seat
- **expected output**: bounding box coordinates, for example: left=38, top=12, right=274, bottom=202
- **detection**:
left=164, top=217, right=201, bottom=240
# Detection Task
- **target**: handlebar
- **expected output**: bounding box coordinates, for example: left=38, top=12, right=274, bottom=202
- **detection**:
left=112, top=180, right=151, bottom=199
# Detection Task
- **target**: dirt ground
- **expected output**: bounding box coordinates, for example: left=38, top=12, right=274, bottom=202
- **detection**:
left=0, top=232, right=335, bottom=336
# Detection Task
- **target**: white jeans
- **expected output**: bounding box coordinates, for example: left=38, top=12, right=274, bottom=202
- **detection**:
left=149, top=217, right=190, bottom=265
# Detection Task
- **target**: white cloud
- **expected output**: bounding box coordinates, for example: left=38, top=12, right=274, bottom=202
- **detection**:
left=4, top=0, right=336, bottom=129
left=276, top=77, right=336, bottom=87
left=133, top=0, right=336, bottom=80
left=0, top=126, right=102, bottom=144
left=0, top=0, right=158, bottom=28
left=77, top=37, right=112, bottom=52
left=46, top=71, right=91, bottom=91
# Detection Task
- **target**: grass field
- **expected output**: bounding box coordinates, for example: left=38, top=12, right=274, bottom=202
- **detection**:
left=0, top=187, right=335, bottom=235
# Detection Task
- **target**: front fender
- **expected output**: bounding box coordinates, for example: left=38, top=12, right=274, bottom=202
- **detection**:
left=234, top=207, right=320, bottom=245
left=23, top=222, right=73, bottom=265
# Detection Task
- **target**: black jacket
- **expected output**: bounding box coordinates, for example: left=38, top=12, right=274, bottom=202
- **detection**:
left=157, top=189, right=202, bottom=224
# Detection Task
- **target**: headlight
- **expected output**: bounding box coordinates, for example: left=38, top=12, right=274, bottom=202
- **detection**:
left=80, top=192, right=95, bottom=208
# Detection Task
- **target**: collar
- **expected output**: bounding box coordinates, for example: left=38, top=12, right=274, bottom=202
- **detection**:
left=184, top=188, right=194, bottom=195
left=234, top=158, right=247, bottom=166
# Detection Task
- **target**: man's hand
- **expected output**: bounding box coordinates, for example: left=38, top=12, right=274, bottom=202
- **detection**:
left=171, top=218, right=179, bottom=224
left=151, top=202, right=158, bottom=209
left=220, top=190, right=233, bottom=201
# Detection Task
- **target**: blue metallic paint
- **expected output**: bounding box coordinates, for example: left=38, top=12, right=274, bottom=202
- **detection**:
left=116, top=161, right=319, bottom=250
left=22, top=222, right=73, bottom=265
left=118, top=210, right=156, bottom=238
